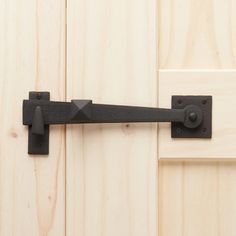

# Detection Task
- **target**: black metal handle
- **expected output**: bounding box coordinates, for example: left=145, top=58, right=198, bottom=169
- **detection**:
left=23, top=92, right=212, bottom=155
left=23, top=100, right=203, bottom=129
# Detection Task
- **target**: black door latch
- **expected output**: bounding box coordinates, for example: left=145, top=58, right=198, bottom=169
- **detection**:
left=23, top=92, right=212, bottom=155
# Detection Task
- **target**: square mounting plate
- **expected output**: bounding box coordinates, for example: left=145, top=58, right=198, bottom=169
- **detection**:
left=171, top=96, right=212, bottom=138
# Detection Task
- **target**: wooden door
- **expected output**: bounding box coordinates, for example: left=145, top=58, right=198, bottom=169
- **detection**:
left=1, top=0, right=236, bottom=235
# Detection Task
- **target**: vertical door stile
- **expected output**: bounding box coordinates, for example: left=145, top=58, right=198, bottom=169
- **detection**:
left=0, top=0, right=66, bottom=235
left=66, top=0, right=158, bottom=235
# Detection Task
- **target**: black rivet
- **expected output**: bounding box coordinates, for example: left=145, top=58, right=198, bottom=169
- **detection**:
left=176, top=128, right=182, bottom=134
left=202, top=100, right=207, bottom=105
left=177, top=99, right=182, bottom=105
left=202, top=127, right=207, bottom=132
left=189, top=112, right=198, bottom=122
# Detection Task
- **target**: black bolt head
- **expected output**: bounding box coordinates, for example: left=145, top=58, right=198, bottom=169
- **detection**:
left=189, top=112, right=198, bottom=122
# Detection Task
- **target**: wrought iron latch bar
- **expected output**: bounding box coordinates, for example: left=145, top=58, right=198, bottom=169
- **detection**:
left=23, top=92, right=212, bottom=155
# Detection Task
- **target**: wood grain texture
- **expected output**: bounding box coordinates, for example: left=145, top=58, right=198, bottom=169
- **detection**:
left=0, top=0, right=65, bottom=235
left=158, top=0, right=236, bottom=69
left=66, top=0, right=158, bottom=235
left=159, top=160, right=236, bottom=236
left=157, top=0, right=236, bottom=235
left=158, top=70, right=236, bottom=159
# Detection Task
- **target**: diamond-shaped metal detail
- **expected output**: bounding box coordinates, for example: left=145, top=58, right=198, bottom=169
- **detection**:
left=71, top=100, right=92, bottom=121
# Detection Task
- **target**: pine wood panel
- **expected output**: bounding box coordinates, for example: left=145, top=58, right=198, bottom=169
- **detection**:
left=158, top=1, right=236, bottom=235
left=158, top=0, right=236, bottom=69
left=159, top=160, right=236, bottom=236
left=158, top=70, right=236, bottom=159
left=66, top=0, right=158, bottom=235
left=0, top=0, right=65, bottom=235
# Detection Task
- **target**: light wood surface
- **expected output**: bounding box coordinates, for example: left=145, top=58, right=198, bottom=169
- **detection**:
left=159, top=160, right=236, bottom=236
left=0, top=0, right=66, bottom=235
left=158, top=1, right=236, bottom=235
left=158, top=0, right=236, bottom=69
left=2, top=0, right=236, bottom=235
left=66, top=0, right=158, bottom=235
left=158, top=70, right=236, bottom=159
